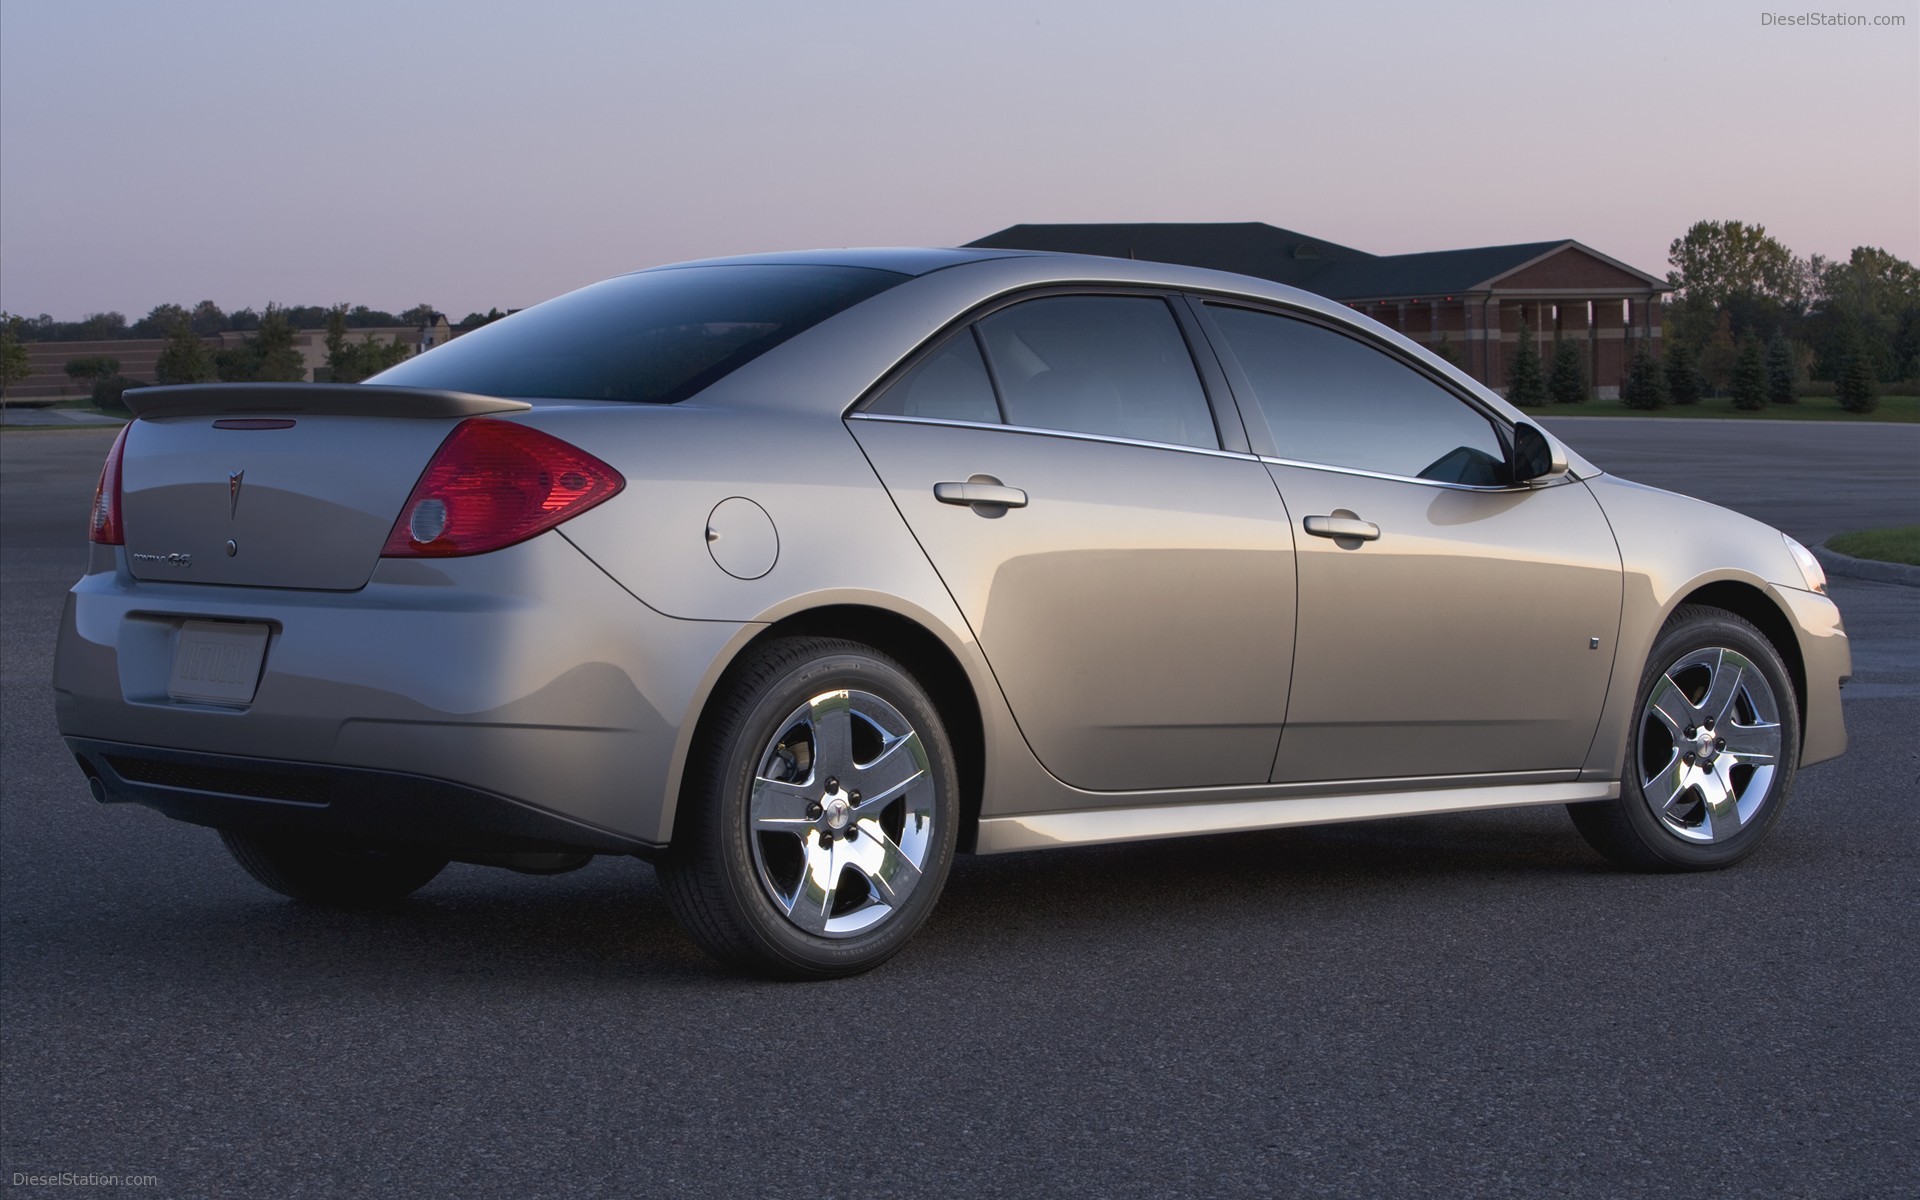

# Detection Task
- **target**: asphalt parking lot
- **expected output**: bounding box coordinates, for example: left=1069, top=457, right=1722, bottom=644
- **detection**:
left=2, top=422, right=1916, bottom=1199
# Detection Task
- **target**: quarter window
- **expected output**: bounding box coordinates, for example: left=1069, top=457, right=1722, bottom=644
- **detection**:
left=975, top=296, right=1218, bottom=449
left=865, top=329, right=1001, bottom=424
left=1206, top=304, right=1510, bottom=485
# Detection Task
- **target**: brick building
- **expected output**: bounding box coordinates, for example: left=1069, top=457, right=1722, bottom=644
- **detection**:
left=968, top=223, right=1670, bottom=400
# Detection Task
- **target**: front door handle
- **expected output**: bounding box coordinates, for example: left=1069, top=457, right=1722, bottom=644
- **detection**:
left=934, top=480, right=1028, bottom=509
left=1303, top=515, right=1380, bottom=541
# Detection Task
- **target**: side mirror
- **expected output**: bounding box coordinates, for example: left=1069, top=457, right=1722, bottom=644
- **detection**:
left=1511, top=421, right=1568, bottom=484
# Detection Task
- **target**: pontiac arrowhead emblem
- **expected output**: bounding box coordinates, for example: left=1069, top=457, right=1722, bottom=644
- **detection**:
left=228, top=470, right=244, bottom=518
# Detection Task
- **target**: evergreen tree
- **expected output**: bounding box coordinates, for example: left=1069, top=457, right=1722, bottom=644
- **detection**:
left=1836, top=339, right=1880, bottom=414
left=154, top=314, right=215, bottom=384
left=1730, top=333, right=1767, bottom=410
left=1547, top=337, right=1589, bottom=404
left=1620, top=348, right=1669, bottom=410
left=1506, top=322, right=1547, bottom=406
left=1664, top=339, right=1703, bottom=406
left=1765, top=334, right=1797, bottom=404
left=1429, top=332, right=1461, bottom=367
left=1700, top=310, right=1738, bottom=395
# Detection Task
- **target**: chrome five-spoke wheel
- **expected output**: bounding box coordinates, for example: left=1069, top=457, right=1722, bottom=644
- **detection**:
left=1569, top=605, right=1800, bottom=871
left=1638, top=646, right=1782, bottom=843
left=659, top=637, right=958, bottom=979
left=749, top=688, right=937, bottom=937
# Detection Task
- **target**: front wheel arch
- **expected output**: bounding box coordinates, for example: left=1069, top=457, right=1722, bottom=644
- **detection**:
left=1669, top=581, right=1807, bottom=739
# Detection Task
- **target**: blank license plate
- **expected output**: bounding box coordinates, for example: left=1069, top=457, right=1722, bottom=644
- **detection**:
left=168, top=621, right=270, bottom=706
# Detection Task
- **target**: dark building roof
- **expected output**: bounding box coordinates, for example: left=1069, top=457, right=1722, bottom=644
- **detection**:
left=966, top=223, right=1666, bottom=301
left=966, top=222, right=1371, bottom=290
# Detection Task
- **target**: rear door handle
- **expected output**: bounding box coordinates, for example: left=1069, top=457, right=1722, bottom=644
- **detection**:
left=1303, top=515, right=1380, bottom=541
left=934, top=481, right=1028, bottom=509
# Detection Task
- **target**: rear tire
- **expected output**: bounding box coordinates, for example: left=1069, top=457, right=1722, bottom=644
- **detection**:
left=659, top=637, right=958, bottom=979
left=220, top=830, right=448, bottom=907
left=1569, top=605, right=1799, bottom=871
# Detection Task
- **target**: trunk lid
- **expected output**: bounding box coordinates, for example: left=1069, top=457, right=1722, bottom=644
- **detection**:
left=118, top=385, right=530, bottom=590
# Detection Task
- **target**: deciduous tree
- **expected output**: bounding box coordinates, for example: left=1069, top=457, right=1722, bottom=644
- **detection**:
left=0, top=313, right=32, bottom=410
left=155, top=314, right=216, bottom=384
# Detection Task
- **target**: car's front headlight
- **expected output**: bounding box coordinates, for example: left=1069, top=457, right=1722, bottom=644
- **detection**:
left=1784, top=534, right=1827, bottom=594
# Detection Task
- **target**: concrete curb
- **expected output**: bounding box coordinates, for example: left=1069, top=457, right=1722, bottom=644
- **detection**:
left=1813, top=544, right=1920, bottom=588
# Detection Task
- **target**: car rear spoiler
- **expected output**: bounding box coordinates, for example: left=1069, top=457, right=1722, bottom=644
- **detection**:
left=124, top=383, right=531, bottom=420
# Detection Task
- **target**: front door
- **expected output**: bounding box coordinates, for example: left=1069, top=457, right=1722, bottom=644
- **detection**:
left=1195, top=299, right=1622, bottom=782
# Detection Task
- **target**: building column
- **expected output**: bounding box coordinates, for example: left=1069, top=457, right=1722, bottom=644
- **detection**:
left=1593, top=297, right=1625, bottom=398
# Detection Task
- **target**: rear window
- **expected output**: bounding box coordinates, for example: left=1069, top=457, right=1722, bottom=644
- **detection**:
left=370, top=264, right=908, bottom=403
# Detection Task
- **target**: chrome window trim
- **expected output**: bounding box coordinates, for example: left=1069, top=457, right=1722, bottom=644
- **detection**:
left=846, top=411, right=1260, bottom=461
left=1256, top=454, right=1568, bottom=493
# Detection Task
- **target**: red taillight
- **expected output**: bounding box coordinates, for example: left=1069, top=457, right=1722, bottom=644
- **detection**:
left=381, top=419, right=624, bottom=558
left=88, top=424, right=130, bottom=545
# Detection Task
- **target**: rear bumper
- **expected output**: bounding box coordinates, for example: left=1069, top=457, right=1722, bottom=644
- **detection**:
left=52, top=533, right=749, bottom=845
left=68, top=738, right=659, bottom=856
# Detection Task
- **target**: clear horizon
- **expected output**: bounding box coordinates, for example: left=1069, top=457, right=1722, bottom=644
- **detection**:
left=3, top=0, right=1915, bottom=322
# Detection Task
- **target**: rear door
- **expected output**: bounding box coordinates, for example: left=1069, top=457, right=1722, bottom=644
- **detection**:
left=848, top=293, right=1296, bottom=793
left=1194, top=300, right=1622, bottom=783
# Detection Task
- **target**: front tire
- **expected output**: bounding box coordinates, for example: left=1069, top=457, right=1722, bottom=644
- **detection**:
left=660, top=637, right=959, bottom=979
left=1569, top=605, right=1800, bottom=871
left=219, top=830, right=448, bottom=907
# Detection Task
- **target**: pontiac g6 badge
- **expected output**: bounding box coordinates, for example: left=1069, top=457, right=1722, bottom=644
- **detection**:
left=229, top=470, right=245, bottom=517
left=132, top=552, right=192, bottom=568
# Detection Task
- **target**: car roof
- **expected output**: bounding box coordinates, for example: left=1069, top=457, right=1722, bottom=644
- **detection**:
left=634, top=246, right=1041, bottom=277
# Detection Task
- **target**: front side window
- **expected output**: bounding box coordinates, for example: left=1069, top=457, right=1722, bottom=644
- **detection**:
left=1206, top=304, right=1510, bottom=485
left=974, top=296, right=1218, bottom=449
left=373, top=264, right=907, bottom=404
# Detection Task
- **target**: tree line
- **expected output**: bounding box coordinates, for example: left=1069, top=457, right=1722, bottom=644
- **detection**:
left=6, top=300, right=508, bottom=342
left=1614, top=222, right=1910, bottom=414
left=0, top=302, right=512, bottom=410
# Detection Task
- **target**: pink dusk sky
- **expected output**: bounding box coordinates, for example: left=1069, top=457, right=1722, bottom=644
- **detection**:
left=2, top=0, right=1916, bottom=322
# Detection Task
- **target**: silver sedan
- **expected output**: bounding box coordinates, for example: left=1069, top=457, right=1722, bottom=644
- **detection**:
left=52, top=248, right=1849, bottom=977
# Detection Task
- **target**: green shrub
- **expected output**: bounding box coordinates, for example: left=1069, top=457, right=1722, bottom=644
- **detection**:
left=91, top=375, right=141, bottom=413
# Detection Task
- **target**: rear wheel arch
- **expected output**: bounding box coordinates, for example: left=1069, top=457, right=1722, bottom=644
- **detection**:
left=675, top=605, right=986, bottom=853
left=1669, top=580, right=1807, bottom=737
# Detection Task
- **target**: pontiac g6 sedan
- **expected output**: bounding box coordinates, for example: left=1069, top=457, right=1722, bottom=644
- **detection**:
left=53, top=248, right=1849, bottom=978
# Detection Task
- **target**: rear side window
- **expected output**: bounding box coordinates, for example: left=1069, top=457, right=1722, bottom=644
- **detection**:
left=372, top=264, right=907, bottom=403
left=1206, top=304, right=1510, bottom=485
left=866, top=330, right=1002, bottom=423
left=974, top=296, right=1218, bottom=449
